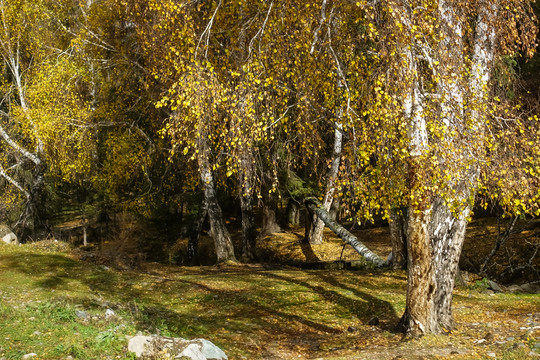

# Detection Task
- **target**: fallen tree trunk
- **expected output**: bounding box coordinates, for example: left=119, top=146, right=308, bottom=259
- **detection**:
left=305, top=197, right=387, bottom=267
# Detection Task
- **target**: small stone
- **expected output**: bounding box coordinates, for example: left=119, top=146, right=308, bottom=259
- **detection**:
left=75, top=310, right=88, bottom=319
left=66, top=356, right=73, bottom=360
left=347, top=326, right=357, bottom=333
left=367, top=317, right=379, bottom=326
left=506, top=337, right=515, bottom=341
left=486, top=352, right=496, bottom=358
left=105, top=309, right=116, bottom=319
left=32, top=331, right=42, bottom=336
left=534, top=343, right=540, bottom=349
left=22, top=354, right=37, bottom=360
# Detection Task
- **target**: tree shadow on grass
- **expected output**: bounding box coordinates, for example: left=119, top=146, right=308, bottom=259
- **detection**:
left=260, top=271, right=401, bottom=331
left=0, top=251, right=402, bottom=358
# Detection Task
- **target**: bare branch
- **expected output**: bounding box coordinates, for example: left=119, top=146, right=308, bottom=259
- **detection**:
left=310, top=0, right=327, bottom=55
left=247, top=0, right=273, bottom=61
left=195, top=0, right=222, bottom=60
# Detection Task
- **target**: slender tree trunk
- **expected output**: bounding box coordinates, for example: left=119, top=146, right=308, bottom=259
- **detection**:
left=187, top=201, right=207, bottom=266
left=262, top=187, right=281, bottom=235
left=239, top=155, right=257, bottom=261
left=308, top=122, right=343, bottom=244
left=285, top=198, right=301, bottom=226
left=197, top=136, right=236, bottom=263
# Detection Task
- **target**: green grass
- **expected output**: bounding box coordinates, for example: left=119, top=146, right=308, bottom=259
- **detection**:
left=0, top=242, right=539, bottom=359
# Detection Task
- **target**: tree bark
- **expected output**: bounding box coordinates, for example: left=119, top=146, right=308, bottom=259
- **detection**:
left=308, top=122, right=343, bottom=245
left=197, top=136, right=236, bottom=263
left=399, top=208, right=438, bottom=335
left=305, top=197, right=386, bottom=267
left=239, top=160, right=257, bottom=261
left=285, top=198, right=301, bottom=226
left=187, top=201, right=207, bottom=266
left=429, top=200, right=471, bottom=330
left=262, top=189, right=281, bottom=235
left=389, top=210, right=408, bottom=270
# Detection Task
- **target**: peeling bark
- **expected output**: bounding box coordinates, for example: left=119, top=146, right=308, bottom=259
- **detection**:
left=399, top=208, right=438, bottom=335
left=389, top=210, right=408, bottom=270
left=197, top=136, right=236, bottom=264
left=308, top=122, right=343, bottom=245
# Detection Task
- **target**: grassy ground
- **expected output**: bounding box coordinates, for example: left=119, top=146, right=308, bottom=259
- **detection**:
left=0, top=234, right=539, bottom=359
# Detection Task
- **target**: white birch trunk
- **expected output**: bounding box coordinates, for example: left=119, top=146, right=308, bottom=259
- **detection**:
left=197, top=134, right=236, bottom=263
left=308, top=121, right=343, bottom=244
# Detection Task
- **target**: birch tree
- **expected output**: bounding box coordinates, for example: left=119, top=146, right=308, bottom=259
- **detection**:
left=361, top=0, right=538, bottom=335
left=0, top=0, right=93, bottom=238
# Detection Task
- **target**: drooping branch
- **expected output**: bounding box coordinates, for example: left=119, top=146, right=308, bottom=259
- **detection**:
left=305, top=197, right=387, bottom=267
left=0, top=124, right=41, bottom=165
left=0, top=163, right=30, bottom=199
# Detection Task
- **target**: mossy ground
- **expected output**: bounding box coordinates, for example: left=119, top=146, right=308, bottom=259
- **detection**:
left=0, top=220, right=538, bottom=359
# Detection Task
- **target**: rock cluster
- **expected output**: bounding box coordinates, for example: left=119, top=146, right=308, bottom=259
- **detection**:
left=128, top=335, right=228, bottom=360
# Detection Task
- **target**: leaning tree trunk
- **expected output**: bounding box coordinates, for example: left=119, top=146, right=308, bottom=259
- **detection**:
left=305, top=197, right=386, bottom=266
left=308, top=122, right=343, bottom=244
left=429, top=199, right=471, bottom=330
left=197, top=136, right=236, bottom=263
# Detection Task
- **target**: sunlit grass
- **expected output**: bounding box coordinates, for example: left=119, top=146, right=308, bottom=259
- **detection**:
left=0, top=241, right=538, bottom=359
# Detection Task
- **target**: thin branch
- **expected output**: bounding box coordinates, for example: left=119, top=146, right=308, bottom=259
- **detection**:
left=310, top=0, right=327, bottom=55
left=0, top=163, right=30, bottom=199
left=195, top=0, right=222, bottom=60
left=247, top=1, right=273, bottom=60
left=0, top=124, right=41, bottom=165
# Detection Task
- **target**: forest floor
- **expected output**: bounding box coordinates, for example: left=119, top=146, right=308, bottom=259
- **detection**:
left=0, top=218, right=539, bottom=359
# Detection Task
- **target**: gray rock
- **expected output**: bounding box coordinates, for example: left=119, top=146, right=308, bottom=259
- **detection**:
left=0, top=224, right=18, bottom=245
left=486, top=352, right=496, bottom=358
left=127, top=335, right=227, bottom=360
left=22, top=354, right=37, bottom=360
left=488, top=280, right=503, bottom=293
left=128, top=336, right=154, bottom=358
left=534, top=343, right=540, bottom=349
left=75, top=310, right=88, bottom=319
left=105, top=309, right=116, bottom=319
left=180, top=344, right=207, bottom=360
left=196, top=339, right=228, bottom=360
left=520, top=283, right=540, bottom=294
